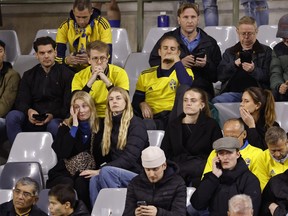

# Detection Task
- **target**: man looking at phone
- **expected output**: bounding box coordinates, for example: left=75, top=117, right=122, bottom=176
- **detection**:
left=149, top=2, right=221, bottom=100
left=123, top=146, right=187, bottom=216
left=212, top=16, right=272, bottom=103
left=191, top=137, right=261, bottom=216
left=6, top=36, right=74, bottom=144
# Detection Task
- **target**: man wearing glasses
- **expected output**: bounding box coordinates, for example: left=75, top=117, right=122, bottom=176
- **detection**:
left=212, top=16, right=272, bottom=103
left=0, top=177, right=47, bottom=215
left=72, top=40, right=129, bottom=118
left=202, top=118, right=262, bottom=176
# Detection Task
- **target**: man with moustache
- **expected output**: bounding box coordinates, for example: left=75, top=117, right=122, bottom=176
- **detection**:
left=132, top=35, right=193, bottom=130
left=149, top=2, right=221, bottom=100
left=5, top=37, right=74, bottom=144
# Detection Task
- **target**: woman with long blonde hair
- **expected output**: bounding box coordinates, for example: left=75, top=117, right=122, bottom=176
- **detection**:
left=80, top=87, right=149, bottom=206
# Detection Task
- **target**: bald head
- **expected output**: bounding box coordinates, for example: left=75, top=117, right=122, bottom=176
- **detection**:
left=223, top=119, right=246, bottom=147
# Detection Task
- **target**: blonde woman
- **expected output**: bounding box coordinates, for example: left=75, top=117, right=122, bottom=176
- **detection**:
left=46, top=91, right=103, bottom=211
left=80, top=87, right=149, bottom=206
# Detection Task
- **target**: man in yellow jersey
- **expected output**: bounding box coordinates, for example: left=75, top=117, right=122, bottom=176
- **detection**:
left=202, top=118, right=262, bottom=176
left=56, top=0, right=112, bottom=72
left=72, top=40, right=129, bottom=118
left=254, top=126, right=288, bottom=191
left=132, top=35, right=193, bottom=130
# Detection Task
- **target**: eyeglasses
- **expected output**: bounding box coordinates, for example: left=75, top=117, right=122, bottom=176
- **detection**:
left=237, top=130, right=245, bottom=139
left=91, top=56, right=108, bottom=63
left=238, top=32, right=256, bottom=37
left=13, top=188, right=35, bottom=199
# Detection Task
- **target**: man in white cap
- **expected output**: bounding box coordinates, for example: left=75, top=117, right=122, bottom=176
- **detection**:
left=191, top=137, right=261, bottom=216
left=123, top=146, right=187, bottom=216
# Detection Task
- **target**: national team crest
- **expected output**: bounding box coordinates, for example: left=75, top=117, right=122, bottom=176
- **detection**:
left=169, top=79, right=177, bottom=90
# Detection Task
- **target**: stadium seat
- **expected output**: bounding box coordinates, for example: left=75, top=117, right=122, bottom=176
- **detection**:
left=213, top=103, right=240, bottom=128
left=0, top=162, right=44, bottom=190
left=13, top=55, right=39, bottom=77
left=186, top=187, right=196, bottom=207
left=0, top=189, right=13, bottom=204
left=91, top=188, right=127, bottom=216
left=0, top=30, right=21, bottom=65
left=275, top=102, right=288, bottom=132
left=111, top=28, right=132, bottom=68
left=124, top=52, right=150, bottom=98
left=142, top=27, right=177, bottom=53
left=37, top=189, right=50, bottom=214
left=147, top=130, right=165, bottom=147
left=29, top=29, right=58, bottom=55
left=257, top=25, right=282, bottom=49
left=204, top=26, right=238, bottom=54
left=7, top=132, right=56, bottom=183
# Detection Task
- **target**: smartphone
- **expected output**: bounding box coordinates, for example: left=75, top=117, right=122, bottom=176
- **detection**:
left=194, top=51, right=206, bottom=60
left=239, top=51, right=252, bottom=63
left=32, top=113, right=48, bottom=121
left=137, top=201, right=147, bottom=207
left=216, top=161, right=222, bottom=169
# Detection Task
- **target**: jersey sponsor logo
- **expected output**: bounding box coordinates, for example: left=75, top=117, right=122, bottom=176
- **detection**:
left=148, top=87, right=153, bottom=91
left=169, top=79, right=177, bottom=90
left=245, top=158, right=251, bottom=167
left=270, top=169, right=276, bottom=176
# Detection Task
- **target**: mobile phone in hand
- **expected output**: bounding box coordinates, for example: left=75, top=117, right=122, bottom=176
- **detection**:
left=240, top=51, right=252, bottom=63
left=32, top=113, right=48, bottom=121
left=137, top=201, right=147, bottom=207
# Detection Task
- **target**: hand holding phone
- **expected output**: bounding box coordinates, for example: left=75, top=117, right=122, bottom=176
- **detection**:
left=239, top=51, right=252, bottom=63
left=32, top=113, right=48, bottom=121
left=137, top=201, right=147, bottom=207
left=212, top=156, right=223, bottom=178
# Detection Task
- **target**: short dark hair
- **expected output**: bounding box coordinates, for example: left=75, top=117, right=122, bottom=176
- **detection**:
left=48, top=184, right=76, bottom=207
left=73, top=0, right=92, bottom=11
left=265, top=126, right=287, bottom=146
left=33, top=36, right=56, bottom=52
left=86, top=40, right=110, bottom=57
left=16, top=177, right=40, bottom=196
left=177, top=2, right=199, bottom=17
left=0, top=40, right=6, bottom=50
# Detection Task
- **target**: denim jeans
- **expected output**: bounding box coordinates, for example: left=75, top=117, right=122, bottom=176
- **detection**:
left=89, top=166, right=137, bottom=206
left=5, top=110, right=62, bottom=144
left=211, top=92, right=243, bottom=103
left=242, top=1, right=269, bottom=26
left=183, top=0, right=218, bottom=26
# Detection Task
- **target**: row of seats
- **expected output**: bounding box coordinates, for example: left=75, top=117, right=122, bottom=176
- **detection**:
left=0, top=187, right=196, bottom=216
left=0, top=25, right=282, bottom=68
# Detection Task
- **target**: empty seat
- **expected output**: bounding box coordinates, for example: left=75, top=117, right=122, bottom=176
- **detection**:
left=275, top=102, right=288, bottom=132
left=213, top=103, right=240, bottom=128
left=91, top=188, right=127, bottom=216
left=124, top=52, right=150, bottom=98
left=0, top=189, right=13, bottom=204
left=147, top=130, right=165, bottom=147
left=0, top=30, right=21, bottom=65
left=204, top=26, right=238, bottom=54
left=111, top=28, right=132, bottom=68
left=13, top=55, right=39, bottom=77
left=7, top=132, right=56, bottom=181
left=257, top=25, right=282, bottom=49
left=37, top=189, right=50, bottom=214
left=142, top=27, right=176, bottom=53
left=186, top=187, right=196, bottom=207
left=29, top=29, right=58, bottom=55
left=0, top=162, right=44, bottom=190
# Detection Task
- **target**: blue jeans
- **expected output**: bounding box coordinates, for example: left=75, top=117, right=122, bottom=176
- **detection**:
left=211, top=92, right=242, bottom=103
left=5, top=110, right=62, bottom=144
left=183, top=0, right=218, bottom=26
left=242, top=1, right=269, bottom=26
left=89, top=166, right=137, bottom=206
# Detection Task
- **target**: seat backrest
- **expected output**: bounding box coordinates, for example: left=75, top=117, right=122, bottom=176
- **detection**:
left=124, top=52, right=150, bottom=98
left=257, top=25, right=282, bottom=49
left=142, top=27, right=177, bottom=53
left=29, top=29, right=58, bottom=55
left=111, top=28, right=132, bottom=68
left=0, top=162, right=44, bottom=190
left=186, top=187, right=196, bottom=207
left=275, top=102, right=288, bottom=132
left=37, top=189, right=50, bottom=214
left=204, top=26, right=238, bottom=54
left=13, top=55, right=39, bottom=77
left=0, top=189, right=13, bottom=204
left=0, top=30, right=21, bottom=65
left=147, top=130, right=165, bottom=147
left=91, top=188, right=127, bottom=216
left=7, top=132, right=56, bottom=176
left=213, top=103, right=240, bottom=129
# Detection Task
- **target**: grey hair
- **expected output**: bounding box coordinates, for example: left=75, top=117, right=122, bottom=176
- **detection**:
left=15, top=177, right=40, bottom=196
left=228, top=194, right=253, bottom=214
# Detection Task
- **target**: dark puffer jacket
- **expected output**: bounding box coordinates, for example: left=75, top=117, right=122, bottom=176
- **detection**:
left=123, top=162, right=187, bottom=216
left=191, top=157, right=261, bottom=216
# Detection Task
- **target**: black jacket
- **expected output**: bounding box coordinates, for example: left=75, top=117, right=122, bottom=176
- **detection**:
left=218, top=40, right=272, bottom=93
left=149, top=27, right=221, bottom=98
left=15, top=63, right=73, bottom=118
left=261, top=169, right=288, bottom=216
left=191, top=157, right=261, bottom=216
left=70, top=200, right=90, bottom=216
left=122, top=162, right=187, bottom=216
left=0, top=200, right=48, bottom=216
left=161, top=112, right=222, bottom=186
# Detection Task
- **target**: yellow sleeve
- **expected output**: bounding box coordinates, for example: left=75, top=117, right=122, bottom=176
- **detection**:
left=202, top=150, right=216, bottom=179
left=96, top=17, right=112, bottom=44
left=56, top=20, right=69, bottom=44
left=110, top=66, right=130, bottom=91
left=253, top=151, right=270, bottom=191
left=71, top=73, right=85, bottom=92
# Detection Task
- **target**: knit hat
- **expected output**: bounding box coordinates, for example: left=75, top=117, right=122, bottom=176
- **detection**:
left=213, top=137, right=240, bottom=152
left=141, top=146, right=166, bottom=168
left=276, top=14, right=288, bottom=38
